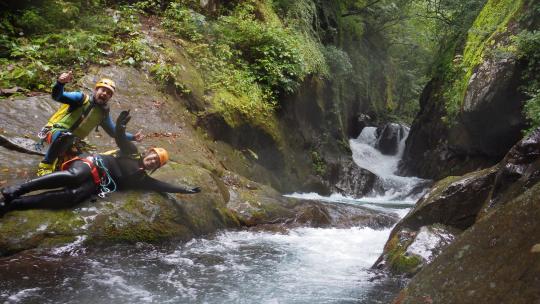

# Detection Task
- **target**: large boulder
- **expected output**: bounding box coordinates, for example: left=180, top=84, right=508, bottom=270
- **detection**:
left=373, top=166, right=497, bottom=276
left=0, top=163, right=239, bottom=256
left=330, top=159, right=382, bottom=198
left=394, top=181, right=540, bottom=304
left=390, top=126, right=540, bottom=302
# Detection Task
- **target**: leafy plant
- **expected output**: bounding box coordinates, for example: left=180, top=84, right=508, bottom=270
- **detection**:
left=215, top=3, right=305, bottom=97
left=311, top=150, right=327, bottom=176
left=162, top=3, right=206, bottom=41
left=515, top=29, right=540, bottom=133
left=150, top=63, right=191, bottom=94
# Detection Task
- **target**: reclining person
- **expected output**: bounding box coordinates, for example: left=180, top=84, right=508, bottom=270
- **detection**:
left=0, top=110, right=200, bottom=215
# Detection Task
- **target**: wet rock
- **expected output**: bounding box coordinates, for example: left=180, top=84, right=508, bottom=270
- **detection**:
left=224, top=170, right=397, bottom=229
left=395, top=181, right=540, bottom=304
left=397, top=166, right=497, bottom=231
left=373, top=166, right=497, bottom=275
left=330, top=159, right=382, bottom=198
left=376, top=123, right=406, bottom=155
left=373, top=225, right=458, bottom=276
left=348, top=113, right=373, bottom=139
left=291, top=200, right=399, bottom=229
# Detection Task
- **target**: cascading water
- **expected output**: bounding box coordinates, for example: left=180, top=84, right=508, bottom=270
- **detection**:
left=349, top=126, right=426, bottom=201
left=0, top=125, right=427, bottom=304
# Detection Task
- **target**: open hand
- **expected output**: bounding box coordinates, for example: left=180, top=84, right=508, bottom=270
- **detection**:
left=58, top=71, right=73, bottom=84
left=133, top=129, right=144, bottom=142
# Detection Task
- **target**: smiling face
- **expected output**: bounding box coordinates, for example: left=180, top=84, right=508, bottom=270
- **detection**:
left=143, top=152, right=161, bottom=171
left=93, top=87, right=114, bottom=105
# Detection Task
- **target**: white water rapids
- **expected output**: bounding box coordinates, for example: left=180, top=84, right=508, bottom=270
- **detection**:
left=0, top=126, right=426, bottom=303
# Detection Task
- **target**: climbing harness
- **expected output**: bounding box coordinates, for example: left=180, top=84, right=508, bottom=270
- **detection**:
left=60, top=155, right=117, bottom=198
left=94, top=155, right=117, bottom=198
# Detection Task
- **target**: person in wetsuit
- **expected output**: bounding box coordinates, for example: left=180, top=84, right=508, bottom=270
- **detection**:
left=0, top=110, right=200, bottom=215
left=37, top=71, right=143, bottom=176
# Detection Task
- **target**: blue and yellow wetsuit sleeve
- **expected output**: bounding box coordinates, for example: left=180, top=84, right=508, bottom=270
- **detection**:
left=102, top=115, right=135, bottom=141
left=51, top=81, right=85, bottom=106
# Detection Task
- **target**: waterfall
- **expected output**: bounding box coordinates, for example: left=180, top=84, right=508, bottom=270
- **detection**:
left=350, top=126, right=427, bottom=201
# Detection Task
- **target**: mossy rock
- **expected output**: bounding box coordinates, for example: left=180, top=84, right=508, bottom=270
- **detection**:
left=0, top=163, right=241, bottom=256
left=0, top=209, right=85, bottom=256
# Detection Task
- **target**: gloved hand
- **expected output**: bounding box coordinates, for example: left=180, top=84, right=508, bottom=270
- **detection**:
left=188, top=186, right=201, bottom=194
left=116, top=110, right=131, bottom=134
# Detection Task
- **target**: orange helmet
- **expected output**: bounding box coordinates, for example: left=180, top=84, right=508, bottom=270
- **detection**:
left=148, top=147, right=169, bottom=167
left=95, top=78, right=116, bottom=93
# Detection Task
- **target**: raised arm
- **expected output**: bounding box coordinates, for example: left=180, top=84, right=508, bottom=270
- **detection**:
left=114, top=110, right=138, bottom=156
left=101, top=114, right=135, bottom=140
left=51, top=71, right=85, bottom=106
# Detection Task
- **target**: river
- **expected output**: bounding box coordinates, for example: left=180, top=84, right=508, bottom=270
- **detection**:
left=0, top=126, right=425, bottom=303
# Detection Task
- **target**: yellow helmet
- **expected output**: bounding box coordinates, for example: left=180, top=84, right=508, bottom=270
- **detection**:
left=95, top=78, right=116, bottom=93
left=148, top=147, right=169, bottom=167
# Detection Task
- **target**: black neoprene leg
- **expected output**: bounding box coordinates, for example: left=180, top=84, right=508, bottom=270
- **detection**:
left=7, top=179, right=96, bottom=211
left=18, top=161, right=91, bottom=195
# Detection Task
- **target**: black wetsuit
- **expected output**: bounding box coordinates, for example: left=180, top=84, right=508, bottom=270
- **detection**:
left=1, top=111, right=197, bottom=213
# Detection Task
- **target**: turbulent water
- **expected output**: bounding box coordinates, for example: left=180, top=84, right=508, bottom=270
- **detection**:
left=349, top=127, right=426, bottom=200
left=0, top=126, right=425, bottom=304
left=0, top=227, right=404, bottom=304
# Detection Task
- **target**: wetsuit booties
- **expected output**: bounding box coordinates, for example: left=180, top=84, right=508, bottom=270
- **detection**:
left=1, top=186, right=23, bottom=204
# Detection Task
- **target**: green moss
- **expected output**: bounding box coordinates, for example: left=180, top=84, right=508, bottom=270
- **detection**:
left=0, top=210, right=83, bottom=237
left=39, top=235, right=78, bottom=248
left=310, top=150, right=327, bottom=176
left=0, top=209, right=84, bottom=254
left=208, top=89, right=281, bottom=142
left=391, top=253, right=423, bottom=274
left=385, top=233, right=423, bottom=275
left=443, top=0, right=525, bottom=120
left=215, top=206, right=242, bottom=227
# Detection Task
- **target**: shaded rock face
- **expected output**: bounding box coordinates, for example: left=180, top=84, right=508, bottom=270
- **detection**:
left=196, top=113, right=285, bottom=172
left=457, top=56, right=527, bottom=158
left=376, top=123, right=406, bottom=155
left=396, top=166, right=497, bottom=232
left=400, top=26, right=528, bottom=180
left=478, top=127, right=540, bottom=218
left=395, top=182, right=540, bottom=304
left=399, top=79, right=459, bottom=179
left=348, top=113, right=374, bottom=139
left=374, top=166, right=497, bottom=276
